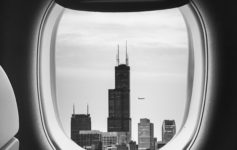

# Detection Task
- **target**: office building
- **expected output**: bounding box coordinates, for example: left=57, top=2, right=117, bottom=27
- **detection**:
left=71, top=105, right=91, bottom=142
left=107, top=45, right=131, bottom=143
left=138, top=118, right=154, bottom=150
left=78, top=130, right=102, bottom=150
left=162, top=120, right=176, bottom=143
left=101, top=132, right=118, bottom=149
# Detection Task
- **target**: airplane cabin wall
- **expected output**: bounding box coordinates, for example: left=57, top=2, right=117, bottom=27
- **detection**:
left=190, top=0, right=237, bottom=149
left=0, top=0, right=54, bottom=149
left=1, top=0, right=237, bottom=149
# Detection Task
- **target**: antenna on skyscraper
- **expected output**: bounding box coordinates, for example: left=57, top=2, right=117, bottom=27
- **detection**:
left=117, top=44, right=120, bottom=66
left=87, top=103, right=89, bottom=115
left=126, top=40, right=129, bottom=65
left=73, top=104, right=75, bottom=115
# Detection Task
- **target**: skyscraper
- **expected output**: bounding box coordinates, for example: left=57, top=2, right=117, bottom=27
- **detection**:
left=71, top=105, right=91, bottom=142
left=138, top=118, right=154, bottom=150
left=162, top=120, right=176, bottom=143
left=107, top=44, right=131, bottom=143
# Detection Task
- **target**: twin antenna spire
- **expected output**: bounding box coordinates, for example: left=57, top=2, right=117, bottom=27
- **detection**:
left=117, top=41, right=129, bottom=66
left=73, top=103, right=89, bottom=115
left=73, top=42, right=128, bottom=115
left=73, top=104, right=75, bottom=115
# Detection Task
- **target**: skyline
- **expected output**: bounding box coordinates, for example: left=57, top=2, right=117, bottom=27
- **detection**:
left=71, top=103, right=176, bottom=146
left=56, top=8, right=188, bottom=141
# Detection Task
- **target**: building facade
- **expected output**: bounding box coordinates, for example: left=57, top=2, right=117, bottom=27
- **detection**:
left=77, top=130, right=102, bottom=150
left=71, top=113, right=91, bottom=142
left=138, top=118, right=154, bottom=150
left=162, top=120, right=176, bottom=143
left=101, top=132, right=118, bottom=150
left=107, top=48, right=131, bottom=143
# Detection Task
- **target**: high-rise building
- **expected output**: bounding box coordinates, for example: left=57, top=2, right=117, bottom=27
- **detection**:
left=162, top=120, right=176, bottom=143
left=78, top=130, right=102, bottom=150
left=107, top=44, right=131, bottom=143
left=71, top=105, right=91, bottom=142
left=138, top=118, right=154, bottom=150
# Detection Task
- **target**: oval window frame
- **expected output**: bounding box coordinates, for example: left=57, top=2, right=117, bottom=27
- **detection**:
left=37, top=1, right=207, bottom=149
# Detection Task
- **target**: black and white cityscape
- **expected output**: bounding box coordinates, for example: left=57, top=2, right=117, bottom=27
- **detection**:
left=70, top=49, right=176, bottom=150
left=56, top=8, right=188, bottom=150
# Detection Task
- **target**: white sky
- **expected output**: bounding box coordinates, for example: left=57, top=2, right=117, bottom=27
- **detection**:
left=55, top=8, right=188, bottom=142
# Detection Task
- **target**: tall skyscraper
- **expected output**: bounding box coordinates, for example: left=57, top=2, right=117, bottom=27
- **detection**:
left=138, top=118, right=154, bottom=150
left=162, top=120, right=176, bottom=143
left=71, top=105, right=91, bottom=142
left=107, top=44, right=131, bottom=143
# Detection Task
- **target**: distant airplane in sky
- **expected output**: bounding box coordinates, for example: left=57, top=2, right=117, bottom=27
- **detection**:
left=138, top=97, right=145, bottom=100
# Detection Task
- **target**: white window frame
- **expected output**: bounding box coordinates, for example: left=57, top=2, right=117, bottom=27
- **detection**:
left=37, top=2, right=207, bottom=149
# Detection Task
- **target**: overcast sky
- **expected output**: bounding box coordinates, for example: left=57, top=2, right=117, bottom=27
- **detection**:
left=55, top=8, right=188, bottom=142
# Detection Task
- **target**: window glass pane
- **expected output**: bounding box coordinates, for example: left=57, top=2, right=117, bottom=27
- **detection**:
left=56, top=8, right=188, bottom=149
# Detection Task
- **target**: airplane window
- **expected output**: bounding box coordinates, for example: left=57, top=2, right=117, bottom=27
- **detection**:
left=55, top=8, right=188, bottom=150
